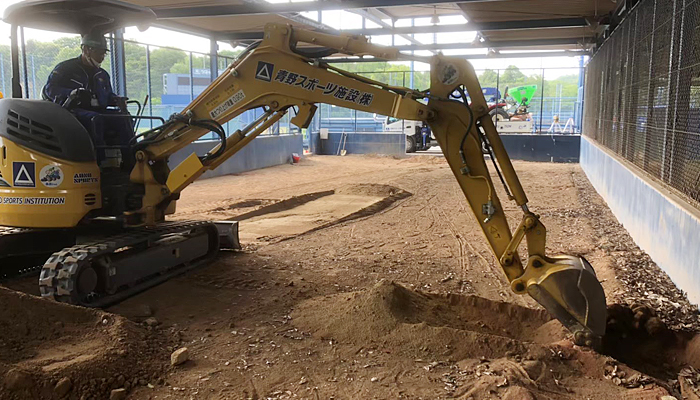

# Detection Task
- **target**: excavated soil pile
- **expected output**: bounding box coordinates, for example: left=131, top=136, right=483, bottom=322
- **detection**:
left=293, top=280, right=564, bottom=360
left=292, top=280, right=700, bottom=399
left=0, top=287, right=170, bottom=400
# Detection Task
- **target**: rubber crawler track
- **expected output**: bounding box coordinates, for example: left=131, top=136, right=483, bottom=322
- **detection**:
left=38, top=220, right=219, bottom=307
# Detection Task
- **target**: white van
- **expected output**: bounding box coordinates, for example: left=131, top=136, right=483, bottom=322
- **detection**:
left=383, top=116, right=436, bottom=153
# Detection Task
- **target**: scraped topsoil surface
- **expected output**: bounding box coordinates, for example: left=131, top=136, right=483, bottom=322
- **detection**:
left=3, top=154, right=700, bottom=400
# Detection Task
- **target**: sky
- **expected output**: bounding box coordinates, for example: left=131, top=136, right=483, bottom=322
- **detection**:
left=0, top=0, right=585, bottom=76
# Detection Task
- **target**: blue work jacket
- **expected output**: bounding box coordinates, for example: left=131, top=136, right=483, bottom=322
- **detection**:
left=43, top=56, right=116, bottom=108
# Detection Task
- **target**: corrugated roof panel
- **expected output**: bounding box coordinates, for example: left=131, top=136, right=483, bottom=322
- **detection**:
left=484, top=27, right=596, bottom=40
left=125, top=0, right=248, bottom=7
left=459, top=0, right=616, bottom=22
left=169, top=14, right=302, bottom=33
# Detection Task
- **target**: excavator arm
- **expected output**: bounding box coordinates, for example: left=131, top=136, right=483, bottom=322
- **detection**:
left=129, top=23, right=606, bottom=346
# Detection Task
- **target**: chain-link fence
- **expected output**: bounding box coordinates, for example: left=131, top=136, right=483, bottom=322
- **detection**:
left=584, top=0, right=700, bottom=208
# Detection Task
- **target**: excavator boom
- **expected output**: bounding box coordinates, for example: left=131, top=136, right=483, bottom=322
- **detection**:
left=126, top=23, right=607, bottom=346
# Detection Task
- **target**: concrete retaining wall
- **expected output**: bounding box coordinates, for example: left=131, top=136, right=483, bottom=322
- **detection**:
left=168, top=134, right=303, bottom=179
left=309, top=132, right=579, bottom=161
left=580, top=136, right=700, bottom=304
left=311, top=131, right=405, bottom=156
left=500, top=134, right=580, bottom=163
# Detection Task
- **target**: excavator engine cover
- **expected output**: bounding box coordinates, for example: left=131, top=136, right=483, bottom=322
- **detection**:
left=0, top=99, right=102, bottom=228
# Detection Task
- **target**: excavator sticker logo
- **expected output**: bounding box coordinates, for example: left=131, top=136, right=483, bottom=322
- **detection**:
left=12, top=162, right=35, bottom=188
left=440, top=63, right=459, bottom=86
left=255, top=61, right=274, bottom=82
left=40, top=165, right=64, bottom=188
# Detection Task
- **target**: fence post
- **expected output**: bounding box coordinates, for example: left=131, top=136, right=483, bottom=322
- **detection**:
left=146, top=45, right=153, bottom=129
left=21, top=27, right=29, bottom=98
left=112, top=29, right=127, bottom=97
left=30, top=54, right=36, bottom=99
left=643, top=0, right=658, bottom=173
left=496, top=69, right=500, bottom=97
left=578, top=57, right=585, bottom=133
left=10, top=25, right=21, bottom=98
left=410, top=17, right=415, bottom=89
left=538, top=68, right=545, bottom=133
left=209, top=38, right=218, bottom=82
left=189, top=52, right=194, bottom=102
left=666, top=0, right=690, bottom=185
left=354, top=109, right=357, bottom=132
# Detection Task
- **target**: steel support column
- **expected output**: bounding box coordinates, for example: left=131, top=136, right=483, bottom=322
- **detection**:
left=189, top=52, right=194, bottom=101
left=112, top=28, right=127, bottom=97
left=539, top=69, right=545, bottom=133
left=20, top=27, right=28, bottom=99
left=210, top=38, right=218, bottom=82
left=10, top=24, right=21, bottom=98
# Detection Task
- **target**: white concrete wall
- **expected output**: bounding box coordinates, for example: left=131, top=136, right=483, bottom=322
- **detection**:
left=169, top=134, right=303, bottom=179
left=580, top=136, right=700, bottom=304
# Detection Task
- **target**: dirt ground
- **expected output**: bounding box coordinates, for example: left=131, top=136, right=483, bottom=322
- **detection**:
left=3, top=154, right=700, bottom=400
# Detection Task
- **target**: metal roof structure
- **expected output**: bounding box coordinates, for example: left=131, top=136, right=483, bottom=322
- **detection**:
left=110, top=1, right=620, bottom=59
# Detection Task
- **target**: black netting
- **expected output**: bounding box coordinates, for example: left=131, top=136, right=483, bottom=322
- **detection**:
left=584, top=0, right=700, bottom=207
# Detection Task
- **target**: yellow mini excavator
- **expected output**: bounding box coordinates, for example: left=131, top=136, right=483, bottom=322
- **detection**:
left=1, top=0, right=606, bottom=347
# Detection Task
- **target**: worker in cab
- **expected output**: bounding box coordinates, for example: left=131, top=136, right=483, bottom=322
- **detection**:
left=42, top=32, right=133, bottom=163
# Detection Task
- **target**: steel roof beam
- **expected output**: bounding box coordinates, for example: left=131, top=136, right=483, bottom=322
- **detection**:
left=153, top=0, right=500, bottom=19
left=350, top=8, right=433, bottom=53
left=392, top=37, right=589, bottom=51
left=154, top=20, right=217, bottom=38
left=322, top=50, right=591, bottom=62
left=217, top=18, right=589, bottom=41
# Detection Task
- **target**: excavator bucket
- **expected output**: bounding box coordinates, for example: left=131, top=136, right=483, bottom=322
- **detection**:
left=523, top=256, right=607, bottom=348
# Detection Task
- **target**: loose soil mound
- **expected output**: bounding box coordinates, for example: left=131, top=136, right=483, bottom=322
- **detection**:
left=292, top=280, right=565, bottom=360
left=0, top=287, right=169, bottom=400
left=292, top=281, right=700, bottom=399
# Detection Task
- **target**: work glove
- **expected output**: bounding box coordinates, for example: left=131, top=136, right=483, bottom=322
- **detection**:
left=69, top=88, right=92, bottom=106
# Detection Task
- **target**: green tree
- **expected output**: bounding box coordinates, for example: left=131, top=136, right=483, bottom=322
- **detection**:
left=148, top=47, right=187, bottom=103
left=500, top=65, right=528, bottom=87
left=124, top=42, right=148, bottom=103
left=478, top=69, right=498, bottom=88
